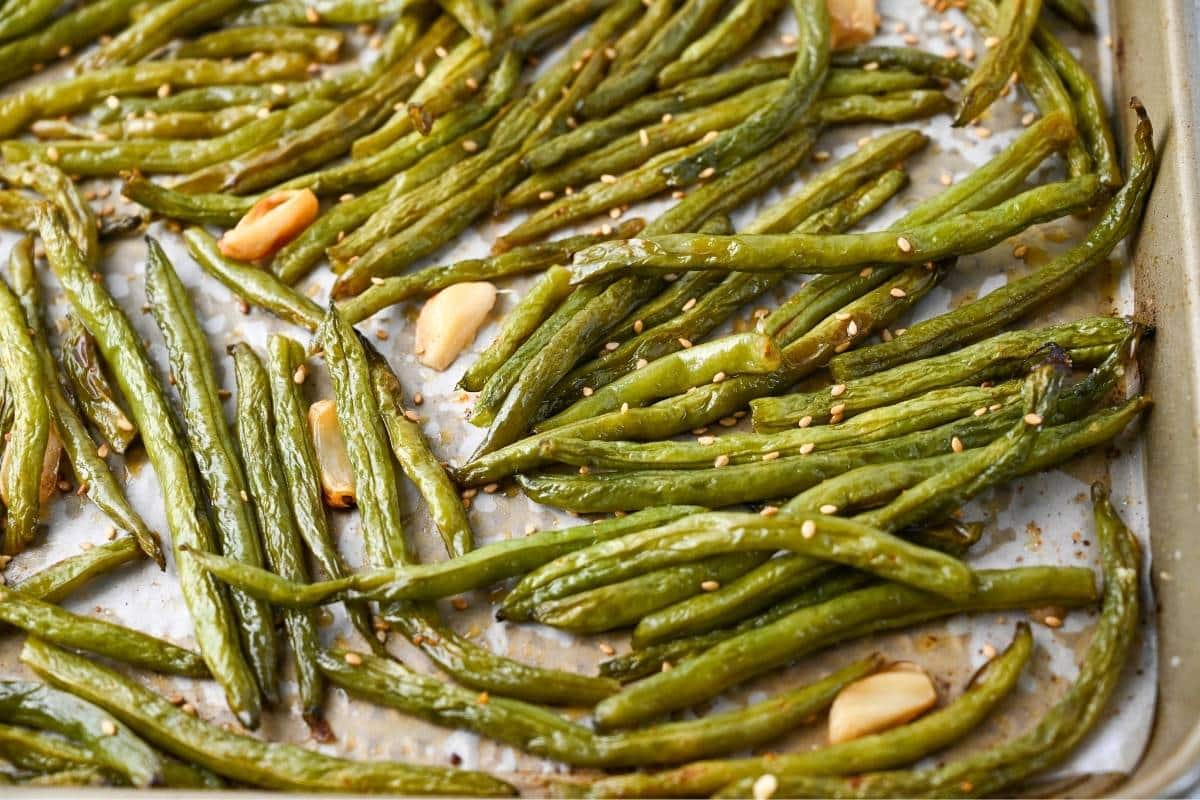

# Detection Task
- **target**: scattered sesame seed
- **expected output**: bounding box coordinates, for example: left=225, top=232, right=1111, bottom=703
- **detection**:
left=636, top=358, right=649, bottom=369
left=633, top=319, right=644, bottom=334
left=639, top=128, right=650, bottom=147
left=1013, top=244, right=1030, bottom=259
left=620, top=402, right=630, bottom=413
left=753, top=774, right=779, bottom=800
left=101, top=720, right=117, bottom=736
left=982, top=643, right=997, bottom=658
left=600, top=173, right=617, bottom=184
left=678, top=337, right=693, bottom=348
left=846, top=320, right=858, bottom=336
left=760, top=505, right=780, bottom=517
left=798, top=415, right=813, bottom=428
left=939, top=172, right=953, bottom=186
left=293, top=364, right=308, bottom=384
left=599, top=642, right=616, bottom=655
left=661, top=113, right=673, bottom=124
left=819, top=504, right=838, bottom=514
left=800, top=520, right=816, bottom=538
left=798, top=442, right=815, bottom=455
left=605, top=341, right=620, bottom=351
left=1043, top=615, right=1063, bottom=628
left=830, top=384, right=846, bottom=397
left=974, top=406, right=988, bottom=417
left=896, top=236, right=913, bottom=253
left=462, top=139, right=478, bottom=152
left=698, top=167, right=716, bottom=179
left=712, top=371, right=726, bottom=383
left=889, top=287, right=908, bottom=298
left=714, top=454, right=730, bottom=468
left=344, top=652, right=363, bottom=666
left=700, top=580, right=720, bottom=591
left=582, top=387, right=594, bottom=397
left=1025, top=413, right=1044, bottom=426
left=951, top=436, right=964, bottom=453
left=762, top=451, right=780, bottom=461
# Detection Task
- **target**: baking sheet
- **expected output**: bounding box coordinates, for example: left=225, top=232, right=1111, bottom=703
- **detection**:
left=0, top=0, right=1159, bottom=792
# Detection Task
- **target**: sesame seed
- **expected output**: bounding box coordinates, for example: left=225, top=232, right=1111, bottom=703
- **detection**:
left=414, top=59, right=426, bottom=78
left=600, top=174, right=617, bottom=184
left=599, top=643, right=615, bottom=655
left=984, top=35, right=1000, bottom=47
left=819, top=504, right=838, bottom=514
left=609, top=207, right=623, bottom=219
left=101, top=720, right=117, bottom=736
left=1013, top=244, right=1030, bottom=259
left=97, top=443, right=110, bottom=458
left=700, top=580, right=720, bottom=591
left=582, top=387, right=594, bottom=397
left=798, top=442, right=815, bottom=455
left=305, top=6, right=320, bottom=22
left=712, top=371, right=726, bottom=383
left=846, top=320, right=858, bottom=336
left=800, top=520, right=816, bottom=538
left=698, top=167, right=716, bottom=179
left=451, top=597, right=469, bottom=611
left=413, top=393, right=424, bottom=405
left=465, top=77, right=479, bottom=90
left=477, top=692, right=490, bottom=705
left=681, top=297, right=697, bottom=312
left=830, top=384, right=846, bottom=397
left=403, top=409, right=420, bottom=422
left=974, top=126, right=992, bottom=140
left=636, top=358, right=648, bottom=369
left=1021, top=111, right=1037, bottom=126
left=714, top=454, right=730, bottom=468
left=951, top=436, right=964, bottom=453
left=798, top=415, right=813, bottom=428
left=344, top=652, right=363, bottom=666
left=157, top=84, right=171, bottom=98
left=863, top=61, right=880, bottom=71
left=896, top=236, right=913, bottom=253
left=701, top=130, right=719, bottom=144
left=812, top=150, right=831, bottom=162
left=718, top=416, right=738, bottom=427
left=903, top=33, right=919, bottom=45
left=105, top=95, right=120, bottom=109
left=605, top=341, right=620, bottom=351
left=1044, top=615, right=1063, bottom=628
left=462, top=139, right=478, bottom=152
left=293, top=364, right=308, bottom=384
left=889, top=287, right=907, bottom=298
left=639, top=128, right=650, bottom=147
left=982, top=643, right=998, bottom=658
left=974, top=406, right=988, bottom=417
left=830, top=403, right=846, bottom=416
left=678, top=338, right=693, bottom=348
left=760, top=505, right=780, bottom=517
left=1024, top=413, right=1044, bottom=426
left=633, top=319, right=644, bottom=334
left=620, top=402, right=630, bottom=413
left=762, top=451, right=780, bottom=461
left=661, top=113, right=673, bottom=124
left=940, top=172, right=953, bottom=186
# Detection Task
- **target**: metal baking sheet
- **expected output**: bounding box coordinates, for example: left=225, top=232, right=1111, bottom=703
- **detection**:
left=2, top=0, right=1195, bottom=794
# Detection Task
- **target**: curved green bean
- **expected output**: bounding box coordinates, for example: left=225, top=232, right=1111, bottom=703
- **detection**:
left=22, top=639, right=516, bottom=795
left=11, top=537, right=140, bottom=604
left=831, top=46, right=973, bottom=80
left=230, top=0, right=412, bottom=25
left=957, top=0, right=1043, bottom=125
left=660, top=0, right=830, bottom=185
left=176, top=25, right=345, bottom=62
left=594, top=623, right=1033, bottom=798
left=658, top=0, right=788, bottom=87
left=438, top=0, right=498, bottom=44
left=80, top=0, right=245, bottom=69
left=0, top=0, right=64, bottom=42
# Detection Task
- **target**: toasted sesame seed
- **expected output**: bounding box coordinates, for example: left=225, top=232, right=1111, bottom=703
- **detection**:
left=982, top=643, right=998, bottom=658
left=951, top=436, right=964, bottom=453
left=718, top=416, right=738, bottom=427
left=800, top=520, right=816, bottom=538
left=798, top=442, right=815, bottom=455
left=97, top=443, right=110, bottom=459
left=636, top=358, right=648, bottom=369
left=984, top=35, right=1000, bottom=47
left=701, top=130, right=719, bottom=144
left=762, top=451, right=780, bottom=461
left=661, top=113, right=673, bottom=124
left=678, top=337, right=693, bottom=348
left=712, top=371, right=726, bottom=384
left=462, top=139, right=478, bottom=152
left=344, top=652, right=363, bottom=666
left=889, top=287, right=908, bottom=298
left=698, top=167, right=716, bottom=179
left=1024, top=413, right=1044, bottom=426
left=465, top=76, right=479, bottom=90
left=830, top=403, right=846, bottom=417
left=700, top=580, right=720, bottom=591
left=974, top=406, right=988, bottom=417
left=538, top=190, right=555, bottom=201
left=798, top=415, right=813, bottom=428
left=639, top=128, right=650, bottom=147
left=605, top=341, right=620, bottom=351
left=819, top=504, right=838, bottom=514
left=599, top=642, right=616, bottom=655
left=1043, top=615, right=1063, bottom=628
left=714, top=454, right=730, bottom=468
left=477, top=692, right=490, bottom=704
left=682, top=297, right=697, bottom=312
left=600, top=173, right=617, bottom=184
left=760, top=505, right=780, bottom=517
left=896, top=236, right=913, bottom=253
left=101, top=719, right=117, bottom=736
left=403, top=409, right=420, bottom=422
left=940, top=172, right=954, bottom=186
left=633, top=319, right=644, bottom=334
left=157, top=84, right=171, bottom=98
left=451, top=597, right=469, bottom=611
left=582, top=387, right=594, bottom=397
left=846, top=320, right=858, bottom=336
left=293, top=363, right=308, bottom=384
left=863, top=61, right=880, bottom=71
left=830, top=384, right=846, bottom=397
left=412, top=393, right=424, bottom=405
left=1013, top=244, right=1030, bottom=259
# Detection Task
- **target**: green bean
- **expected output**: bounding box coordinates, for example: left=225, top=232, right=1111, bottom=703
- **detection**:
left=549, top=383, right=1018, bottom=470
left=526, top=392, right=1144, bottom=511
left=0, top=586, right=207, bottom=677
left=526, top=55, right=795, bottom=171
left=0, top=723, right=99, bottom=777
left=121, top=173, right=253, bottom=228
left=11, top=538, right=141, bottom=604
left=438, top=0, right=498, bottom=44
left=599, top=0, right=673, bottom=74
left=79, top=0, right=246, bottom=70
left=10, top=240, right=164, bottom=568
left=145, top=237, right=279, bottom=706
left=184, top=505, right=702, bottom=607
left=1034, top=21, right=1122, bottom=187
left=0, top=53, right=311, bottom=138
left=9, top=99, right=337, bottom=178
left=322, top=646, right=876, bottom=766
left=35, top=105, right=266, bottom=142
left=59, top=317, right=137, bottom=454
left=230, top=0, right=412, bottom=25
left=580, top=0, right=727, bottom=119
left=0, top=0, right=62, bottom=42
left=231, top=343, right=328, bottom=740
left=548, top=166, right=912, bottom=409
left=265, top=335, right=378, bottom=650
left=830, top=45, right=973, bottom=80
left=1045, top=0, right=1095, bottom=29
left=831, top=101, right=1150, bottom=381
left=658, top=0, right=788, bottom=87
left=963, top=0, right=1091, bottom=176
left=725, top=483, right=1139, bottom=798
left=754, top=316, right=1131, bottom=429
left=570, top=174, right=1100, bottom=283
left=0, top=159, right=98, bottom=267
left=523, top=553, right=771, bottom=632
left=0, top=271, right=48, bottom=556
left=661, top=0, right=829, bottom=185
left=596, top=623, right=1033, bottom=798
left=957, top=0, right=1043, bottom=124
left=345, top=223, right=630, bottom=330
left=22, top=639, right=517, bottom=795
left=0, top=681, right=168, bottom=788
left=315, top=306, right=412, bottom=568
left=459, top=261, right=938, bottom=485
left=469, top=283, right=607, bottom=428
left=176, top=25, right=345, bottom=62
left=179, top=13, right=455, bottom=195
left=457, top=268, right=573, bottom=392
left=385, top=606, right=622, bottom=706
left=367, top=347, right=473, bottom=558
left=591, top=564, right=1097, bottom=731
left=543, top=333, right=781, bottom=429
left=182, top=228, right=323, bottom=331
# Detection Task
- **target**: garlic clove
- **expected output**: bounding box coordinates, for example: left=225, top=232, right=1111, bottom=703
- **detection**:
left=414, top=282, right=497, bottom=371
left=219, top=189, right=319, bottom=262
left=307, top=400, right=356, bottom=509
left=828, top=663, right=937, bottom=744
left=827, top=0, right=877, bottom=49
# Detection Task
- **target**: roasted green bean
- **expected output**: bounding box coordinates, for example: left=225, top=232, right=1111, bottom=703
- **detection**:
left=145, top=237, right=279, bottom=707
left=0, top=158, right=98, bottom=267
left=957, top=0, right=1043, bottom=125
left=59, top=317, right=138, bottom=455
left=11, top=538, right=140, bottom=604
left=176, top=25, right=345, bottom=62
left=22, top=639, right=516, bottom=795
left=657, top=0, right=788, bottom=87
